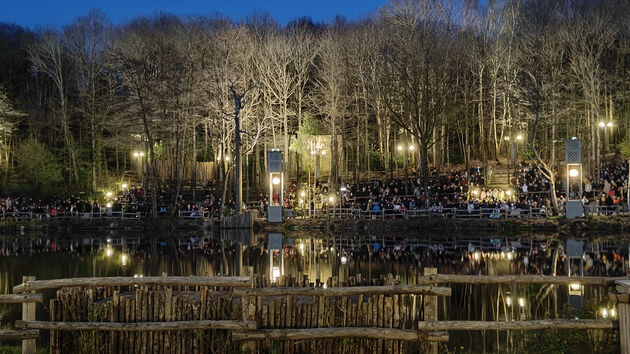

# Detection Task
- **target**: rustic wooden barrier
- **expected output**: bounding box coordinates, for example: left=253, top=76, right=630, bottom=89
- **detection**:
left=0, top=277, right=40, bottom=354
left=13, top=275, right=251, bottom=293
left=415, top=274, right=624, bottom=285
left=416, top=319, right=617, bottom=331
left=220, top=211, right=253, bottom=229
left=4, top=273, right=629, bottom=354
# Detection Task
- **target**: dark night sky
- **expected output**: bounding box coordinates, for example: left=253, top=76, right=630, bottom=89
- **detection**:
left=0, top=0, right=388, bottom=28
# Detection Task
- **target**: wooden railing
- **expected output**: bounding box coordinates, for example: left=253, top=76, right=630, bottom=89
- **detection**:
left=3, top=273, right=629, bottom=354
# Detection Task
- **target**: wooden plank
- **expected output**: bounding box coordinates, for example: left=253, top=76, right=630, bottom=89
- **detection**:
left=0, top=293, right=43, bottom=304
left=13, top=276, right=252, bottom=293
left=16, top=320, right=257, bottom=331
left=0, top=329, right=39, bottom=340
left=232, top=328, right=423, bottom=341
left=416, top=319, right=618, bottom=331
left=233, top=285, right=451, bottom=297
left=415, top=274, right=624, bottom=285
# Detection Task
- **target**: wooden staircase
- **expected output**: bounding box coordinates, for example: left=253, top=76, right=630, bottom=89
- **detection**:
left=486, top=166, right=511, bottom=189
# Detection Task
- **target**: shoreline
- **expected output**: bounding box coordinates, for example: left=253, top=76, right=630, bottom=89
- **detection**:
left=0, top=215, right=629, bottom=236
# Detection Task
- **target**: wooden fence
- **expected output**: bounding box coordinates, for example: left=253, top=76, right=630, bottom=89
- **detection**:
left=2, top=272, right=629, bottom=354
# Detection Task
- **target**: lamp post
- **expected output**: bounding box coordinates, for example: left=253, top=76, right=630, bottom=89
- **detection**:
left=565, top=138, right=583, bottom=218
left=397, top=143, right=415, bottom=194
left=133, top=151, right=145, bottom=188
left=308, top=141, right=326, bottom=217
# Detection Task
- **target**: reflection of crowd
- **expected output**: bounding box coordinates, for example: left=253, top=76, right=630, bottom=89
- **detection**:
left=343, top=241, right=627, bottom=277
left=2, top=234, right=627, bottom=280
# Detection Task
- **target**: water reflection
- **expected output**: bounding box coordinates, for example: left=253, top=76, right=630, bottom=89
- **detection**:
left=0, top=229, right=627, bottom=353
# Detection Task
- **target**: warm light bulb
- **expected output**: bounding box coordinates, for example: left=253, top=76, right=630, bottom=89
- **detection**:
left=225, top=156, right=230, bottom=161
left=506, top=297, right=512, bottom=306
left=328, top=196, right=334, bottom=203
left=321, top=150, right=326, bottom=155
left=133, top=152, right=139, bottom=157
left=610, top=309, right=616, bottom=318
left=518, top=298, right=525, bottom=308
left=300, top=191, right=305, bottom=197
left=139, top=152, right=145, bottom=157
left=106, top=248, right=112, bottom=257
left=607, top=122, right=613, bottom=128
left=341, top=256, right=348, bottom=264
left=121, top=183, right=128, bottom=189
left=121, top=254, right=128, bottom=266
left=272, top=177, right=281, bottom=185
left=516, top=135, right=523, bottom=141
left=506, top=190, right=512, bottom=196
left=570, top=283, right=581, bottom=291
left=397, top=145, right=403, bottom=151
left=504, top=136, right=510, bottom=141
left=601, top=308, right=608, bottom=318
left=599, top=121, right=606, bottom=128
left=106, top=202, right=112, bottom=208
left=569, top=169, right=579, bottom=178
left=271, top=267, right=281, bottom=282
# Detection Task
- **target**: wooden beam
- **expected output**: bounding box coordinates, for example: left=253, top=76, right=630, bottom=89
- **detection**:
left=16, top=320, right=256, bottom=331
left=22, top=275, right=36, bottom=354
left=0, top=293, right=43, bottom=304
left=417, top=275, right=626, bottom=285
left=0, top=329, right=39, bottom=340
left=13, top=276, right=252, bottom=293
left=232, top=327, right=448, bottom=342
left=233, top=285, right=451, bottom=297
left=417, top=320, right=617, bottom=331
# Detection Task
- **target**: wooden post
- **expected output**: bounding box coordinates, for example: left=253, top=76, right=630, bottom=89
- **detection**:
left=22, top=275, right=36, bottom=354
left=241, top=277, right=257, bottom=351
left=422, top=268, right=438, bottom=354
left=615, top=280, right=630, bottom=354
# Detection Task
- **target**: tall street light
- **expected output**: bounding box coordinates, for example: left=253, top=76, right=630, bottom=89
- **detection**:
left=133, top=151, right=145, bottom=188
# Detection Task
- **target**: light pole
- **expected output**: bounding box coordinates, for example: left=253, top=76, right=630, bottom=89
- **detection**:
left=397, top=143, right=414, bottom=194
left=133, top=151, right=145, bottom=188
left=597, top=122, right=613, bottom=184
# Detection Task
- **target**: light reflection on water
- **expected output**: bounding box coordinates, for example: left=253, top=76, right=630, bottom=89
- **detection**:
left=0, top=229, right=626, bottom=353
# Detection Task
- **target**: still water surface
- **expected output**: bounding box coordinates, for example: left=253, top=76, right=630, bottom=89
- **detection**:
left=1, top=229, right=627, bottom=353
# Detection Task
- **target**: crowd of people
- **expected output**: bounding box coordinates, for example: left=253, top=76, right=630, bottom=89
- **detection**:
left=0, top=160, right=629, bottom=219
left=282, top=166, right=554, bottom=216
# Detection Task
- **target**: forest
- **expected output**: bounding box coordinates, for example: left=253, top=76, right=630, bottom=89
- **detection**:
left=0, top=0, right=629, bottom=207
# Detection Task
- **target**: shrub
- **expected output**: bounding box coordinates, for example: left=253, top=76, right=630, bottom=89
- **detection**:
left=14, top=138, right=63, bottom=188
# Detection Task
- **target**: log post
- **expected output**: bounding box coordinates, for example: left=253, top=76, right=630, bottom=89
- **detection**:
left=614, top=280, right=630, bottom=354
left=241, top=276, right=257, bottom=351
left=422, top=268, right=438, bottom=354
left=22, top=275, right=36, bottom=354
